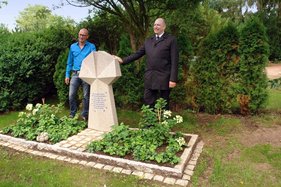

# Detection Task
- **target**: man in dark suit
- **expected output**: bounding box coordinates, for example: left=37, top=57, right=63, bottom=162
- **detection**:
left=115, top=18, right=179, bottom=109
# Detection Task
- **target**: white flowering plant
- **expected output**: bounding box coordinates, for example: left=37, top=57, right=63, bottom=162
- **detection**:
left=2, top=103, right=86, bottom=143
left=139, top=98, right=183, bottom=129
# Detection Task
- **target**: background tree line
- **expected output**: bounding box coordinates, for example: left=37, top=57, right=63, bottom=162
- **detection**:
left=0, top=0, right=280, bottom=114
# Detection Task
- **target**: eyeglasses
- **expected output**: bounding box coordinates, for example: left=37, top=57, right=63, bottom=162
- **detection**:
left=79, top=34, right=88, bottom=37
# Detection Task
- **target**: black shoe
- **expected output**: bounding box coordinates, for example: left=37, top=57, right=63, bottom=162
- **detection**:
left=81, top=116, right=88, bottom=121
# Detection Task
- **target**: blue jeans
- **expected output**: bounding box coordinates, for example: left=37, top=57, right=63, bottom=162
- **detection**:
left=69, top=73, right=90, bottom=118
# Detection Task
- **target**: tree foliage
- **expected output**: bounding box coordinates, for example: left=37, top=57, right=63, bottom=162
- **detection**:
left=16, top=5, right=76, bottom=32
left=264, top=11, right=281, bottom=60
left=200, top=0, right=280, bottom=61
left=64, top=0, right=201, bottom=50
left=78, top=10, right=123, bottom=53
left=254, top=0, right=281, bottom=60
left=0, top=24, right=9, bottom=35
left=0, top=0, right=7, bottom=8
left=208, top=0, right=245, bottom=21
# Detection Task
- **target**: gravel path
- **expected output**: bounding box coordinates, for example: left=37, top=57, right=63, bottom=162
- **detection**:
left=265, top=63, right=281, bottom=80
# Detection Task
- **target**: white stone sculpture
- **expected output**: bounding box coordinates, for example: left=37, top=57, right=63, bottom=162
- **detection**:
left=79, top=51, right=121, bottom=132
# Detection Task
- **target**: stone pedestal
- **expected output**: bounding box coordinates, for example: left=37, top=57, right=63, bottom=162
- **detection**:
left=79, top=51, right=121, bottom=131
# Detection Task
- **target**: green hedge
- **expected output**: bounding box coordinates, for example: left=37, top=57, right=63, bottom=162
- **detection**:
left=238, top=17, right=269, bottom=114
left=192, top=18, right=269, bottom=114
left=0, top=18, right=270, bottom=115
left=193, top=23, right=240, bottom=114
left=0, top=28, right=73, bottom=112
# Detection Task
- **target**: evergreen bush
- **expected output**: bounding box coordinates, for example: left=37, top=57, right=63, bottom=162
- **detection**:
left=193, top=23, right=240, bottom=114
left=238, top=17, right=269, bottom=114
left=53, top=49, right=69, bottom=104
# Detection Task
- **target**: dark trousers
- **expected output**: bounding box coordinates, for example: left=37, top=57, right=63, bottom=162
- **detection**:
left=144, top=88, right=170, bottom=110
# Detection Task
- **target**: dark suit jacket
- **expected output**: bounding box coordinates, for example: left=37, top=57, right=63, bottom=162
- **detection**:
left=123, top=33, right=179, bottom=90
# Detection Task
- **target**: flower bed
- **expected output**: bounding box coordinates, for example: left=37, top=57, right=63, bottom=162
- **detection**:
left=87, top=99, right=187, bottom=165
left=2, top=103, right=87, bottom=144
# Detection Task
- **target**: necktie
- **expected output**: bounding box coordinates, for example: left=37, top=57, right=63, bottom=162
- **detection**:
left=156, top=35, right=159, bottom=40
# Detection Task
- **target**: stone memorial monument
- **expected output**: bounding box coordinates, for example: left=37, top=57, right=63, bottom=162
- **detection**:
left=79, top=51, right=121, bottom=132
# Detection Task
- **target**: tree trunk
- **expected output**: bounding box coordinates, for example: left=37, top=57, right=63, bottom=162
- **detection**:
left=129, top=31, right=137, bottom=52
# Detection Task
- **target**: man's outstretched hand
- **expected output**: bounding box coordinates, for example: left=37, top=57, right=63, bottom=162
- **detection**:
left=113, top=55, right=123, bottom=64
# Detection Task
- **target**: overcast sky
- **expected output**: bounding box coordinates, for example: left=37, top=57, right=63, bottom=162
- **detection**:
left=0, top=0, right=91, bottom=30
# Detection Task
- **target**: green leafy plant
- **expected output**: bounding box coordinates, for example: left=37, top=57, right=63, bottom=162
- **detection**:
left=2, top=103, right=86, bottom=144
left=87, top=98, right=186, bottom=164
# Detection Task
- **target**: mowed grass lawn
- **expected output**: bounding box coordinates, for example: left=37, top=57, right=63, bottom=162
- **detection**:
left=1, top=89, right=281, bottom=187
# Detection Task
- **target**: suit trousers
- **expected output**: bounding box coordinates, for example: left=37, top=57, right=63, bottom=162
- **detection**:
left=144, top=88, right=170, bottom=110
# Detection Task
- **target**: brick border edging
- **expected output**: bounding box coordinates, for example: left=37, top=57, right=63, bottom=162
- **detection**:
left=0, top=133, right=198, bottom=178
left=0, top=134, right=204, bottom=187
